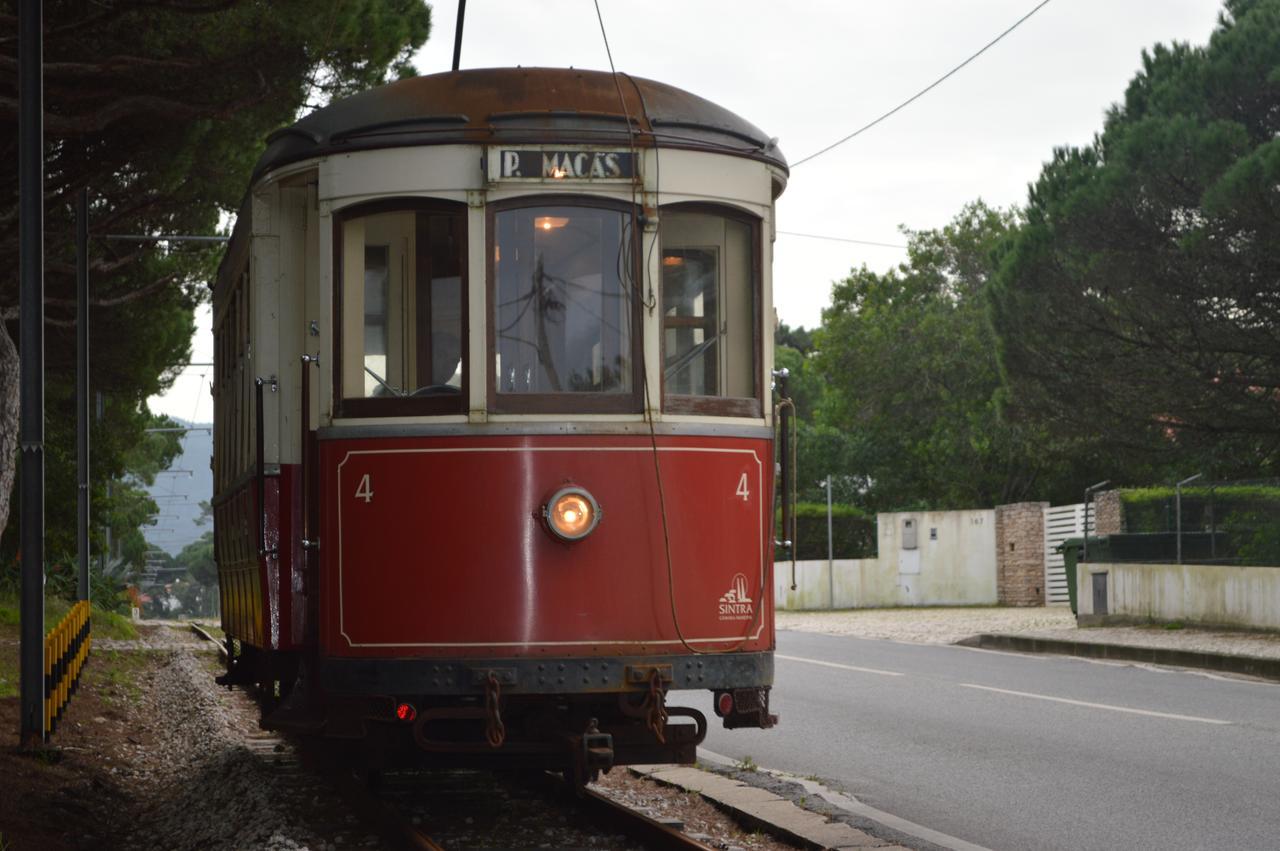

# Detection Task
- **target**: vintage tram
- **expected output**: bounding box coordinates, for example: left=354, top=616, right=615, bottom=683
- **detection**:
left=212, top=67, right=789, bottom=778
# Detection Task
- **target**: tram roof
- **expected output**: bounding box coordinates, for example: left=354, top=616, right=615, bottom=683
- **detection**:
left=254, top=67, right=788, bottom=183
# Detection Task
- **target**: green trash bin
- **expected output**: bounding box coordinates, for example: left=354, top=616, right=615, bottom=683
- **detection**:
left=1058, top=535, right=1112, bottom=613
left=1057, top=538, right=1085, bottom=614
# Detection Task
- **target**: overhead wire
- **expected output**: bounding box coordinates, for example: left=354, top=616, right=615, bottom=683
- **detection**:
left=777, top=231, right=907, bottom=249
left=790, top=0, right=1056, bottom=167
left=594, top=0, right=763, bottom=656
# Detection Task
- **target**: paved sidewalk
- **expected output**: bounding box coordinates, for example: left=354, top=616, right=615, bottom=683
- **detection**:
left=777, top=607, right=1075, bottom=645
left=777, top=607, right=1280, bottom=676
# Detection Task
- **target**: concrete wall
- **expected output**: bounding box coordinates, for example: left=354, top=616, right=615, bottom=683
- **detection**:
left=775, top=508, right=997, bottom=609
left=1077, top=562, right=1280, bottom=630
left=774, top=559, right=886, bottom=610
left=880, top=510, right=997, bottom=606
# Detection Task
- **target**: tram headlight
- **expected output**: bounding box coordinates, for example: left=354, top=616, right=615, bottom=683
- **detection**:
left=543, top=487, right=601, bottom=542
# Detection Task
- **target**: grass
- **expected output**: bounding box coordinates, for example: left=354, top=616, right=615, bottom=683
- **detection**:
left=0, top=593, right=137, bottom=641
left=734, top=755, right=758, bottom=772
left=85, top=648, right=154, bottom=707
left=0, top=593, right=138, bottom=698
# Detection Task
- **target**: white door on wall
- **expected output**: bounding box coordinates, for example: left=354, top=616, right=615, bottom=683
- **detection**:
left=1043, top=503, right=1094, bottom=605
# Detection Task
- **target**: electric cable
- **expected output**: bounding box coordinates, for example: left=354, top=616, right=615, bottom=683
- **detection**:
left=791, top=0, right=1055, bottom=167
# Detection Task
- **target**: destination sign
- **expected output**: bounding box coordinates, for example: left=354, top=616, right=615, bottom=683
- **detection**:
left=497, top=149, right=635, bottom=181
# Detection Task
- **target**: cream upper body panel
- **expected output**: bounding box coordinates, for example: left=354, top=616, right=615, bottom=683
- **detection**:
left=238, top=143, right=777, bottom=467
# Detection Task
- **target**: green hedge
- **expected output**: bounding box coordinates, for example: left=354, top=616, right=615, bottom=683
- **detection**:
left=777, top=502, right=877, bottom=560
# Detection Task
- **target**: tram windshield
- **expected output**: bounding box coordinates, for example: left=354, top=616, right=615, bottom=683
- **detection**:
left=491, top=203, right=637, bottom=410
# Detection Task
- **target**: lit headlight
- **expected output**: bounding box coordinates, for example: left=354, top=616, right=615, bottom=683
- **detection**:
left=543, top=486, right=601, bottom=542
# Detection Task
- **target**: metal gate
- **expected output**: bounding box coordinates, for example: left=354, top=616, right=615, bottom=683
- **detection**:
left=1043, top=502, right=1093, bottom=605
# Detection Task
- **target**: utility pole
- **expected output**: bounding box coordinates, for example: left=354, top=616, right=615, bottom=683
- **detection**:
left=19, top=0, right=45, bottom=748
left=77, top=189, right=90, bottom=604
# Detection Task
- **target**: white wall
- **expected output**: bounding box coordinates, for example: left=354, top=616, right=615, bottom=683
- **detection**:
left=1078, top=562, right=1280, bottom=630
left=775, top=509, right=997, bottom=609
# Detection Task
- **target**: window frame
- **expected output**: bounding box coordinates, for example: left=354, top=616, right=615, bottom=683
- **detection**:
left=659, top=202, right=763, bottom=418
left=485, top=194, right=644, bottom=415
left=332, top=198, right=470, bottom=418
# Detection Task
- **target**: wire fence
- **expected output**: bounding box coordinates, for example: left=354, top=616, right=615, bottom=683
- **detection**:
left=1118, top=478, right=1280, bottom=567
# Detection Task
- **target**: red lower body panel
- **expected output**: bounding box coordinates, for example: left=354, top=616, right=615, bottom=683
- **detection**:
left=318, top=434, right=775, bottom=660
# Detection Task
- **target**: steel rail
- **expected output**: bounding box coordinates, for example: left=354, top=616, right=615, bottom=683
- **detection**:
left=189, top=622, right=228, bottom=659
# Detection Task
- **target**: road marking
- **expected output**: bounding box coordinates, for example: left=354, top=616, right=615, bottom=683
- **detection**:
left=776, top=654, right=905, bottom=677
left=960, top=683, right=1232, bottom=725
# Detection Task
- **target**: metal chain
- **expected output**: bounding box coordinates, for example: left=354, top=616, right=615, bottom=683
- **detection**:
left=484, top=672, right=506, bottom=748
left=645, top=669, right=668, bottom=744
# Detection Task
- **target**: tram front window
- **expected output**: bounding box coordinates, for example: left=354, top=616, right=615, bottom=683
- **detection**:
left=338, top=203, right=467, bottom=416
left=491, top=203, right=638, bottom=412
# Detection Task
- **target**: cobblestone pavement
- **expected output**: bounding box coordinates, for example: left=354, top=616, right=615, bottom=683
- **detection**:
left=777, top=606, right=1280, bottom=659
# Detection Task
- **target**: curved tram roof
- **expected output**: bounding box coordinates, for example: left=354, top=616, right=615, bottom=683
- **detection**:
left=254, top=67, right=787, bottom=184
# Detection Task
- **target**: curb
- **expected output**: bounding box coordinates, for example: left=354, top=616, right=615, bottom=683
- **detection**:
left=628, top=764, right=916, bottom=850
left=957, top=634, right=1280, bottom=681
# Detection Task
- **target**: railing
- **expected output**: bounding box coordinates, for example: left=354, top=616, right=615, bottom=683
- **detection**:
left=44, top=600, right=91, bottom=735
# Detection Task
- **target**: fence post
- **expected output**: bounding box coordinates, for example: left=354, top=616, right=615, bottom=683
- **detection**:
left=825, top=475, right=833, bottom=608
left=1176, top=473, right=1202, bottom=565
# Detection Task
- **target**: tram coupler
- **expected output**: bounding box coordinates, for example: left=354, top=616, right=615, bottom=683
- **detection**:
left=565, top=717, right=613, bottom=788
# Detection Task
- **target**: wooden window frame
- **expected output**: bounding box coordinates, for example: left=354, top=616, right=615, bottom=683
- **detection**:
left=660, top=202, right=764, bottom=419
left=332, top=198, right=469, bottom=419
left=486, top=195, right=644, bottom=415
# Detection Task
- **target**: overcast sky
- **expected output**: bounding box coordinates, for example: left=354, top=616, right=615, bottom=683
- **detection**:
left=150, top=0, right=1226, bottom=421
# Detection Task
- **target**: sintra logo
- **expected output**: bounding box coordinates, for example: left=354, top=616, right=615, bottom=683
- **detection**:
left=718, top=573, right=754, bottom=621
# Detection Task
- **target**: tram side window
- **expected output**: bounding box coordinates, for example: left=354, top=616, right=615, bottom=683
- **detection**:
left=338, top=205, right=466, bottom=416
left=490, top=202, right=638, bottom=412
left=661, top=208, right=759, bottom=416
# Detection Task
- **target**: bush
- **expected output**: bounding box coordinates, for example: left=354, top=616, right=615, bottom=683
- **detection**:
left=778, top=502, right=876, bottom=560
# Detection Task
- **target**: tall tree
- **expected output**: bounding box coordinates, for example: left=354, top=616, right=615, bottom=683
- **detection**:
left=0, top=1, right=433, bottom=550
left=816, top=203, right=1049, bottom=510
left=990, top=0, right=1280, bottom=477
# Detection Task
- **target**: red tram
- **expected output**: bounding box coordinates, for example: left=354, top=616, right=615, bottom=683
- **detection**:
left=212, top=68, right=789, bottom=779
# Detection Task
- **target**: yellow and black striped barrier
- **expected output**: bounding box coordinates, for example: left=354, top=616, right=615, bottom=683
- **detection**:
left=44, top=601, right=91, bottom=736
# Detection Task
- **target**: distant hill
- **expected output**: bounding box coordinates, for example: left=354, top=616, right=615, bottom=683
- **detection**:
left=144, top=418, right=213, bottom=556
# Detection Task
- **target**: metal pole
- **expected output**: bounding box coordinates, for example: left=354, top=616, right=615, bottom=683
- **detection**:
left=1176, top=473, right=1202, bottom=566
left=826, top=474, right=834, bottom=609
left=451, top=0, right=467, bottom=71
left=1082, top=479, right=1110, bottom=563
left=18, top=0, right=45, bottom=748
left=77, top=189, right=90, bottom=603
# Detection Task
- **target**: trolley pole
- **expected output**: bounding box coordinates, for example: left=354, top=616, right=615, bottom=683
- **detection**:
left=18, top=0, right=46, bottom=748
left=77, top=189, right=90, bottom=604
left=451, top=0, right=467, bottom=71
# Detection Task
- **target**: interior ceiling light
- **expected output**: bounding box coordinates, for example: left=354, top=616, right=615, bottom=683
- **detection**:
left=535, top=216, right=570, bottom=231
left=543, top=486, right=601, bottom=542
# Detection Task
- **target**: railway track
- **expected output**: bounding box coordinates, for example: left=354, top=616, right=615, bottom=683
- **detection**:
left=189, top=622, right=715, bottom=850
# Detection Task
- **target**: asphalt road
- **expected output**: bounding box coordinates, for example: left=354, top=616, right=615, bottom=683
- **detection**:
left=678, top=630, right=1280, bottom=851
